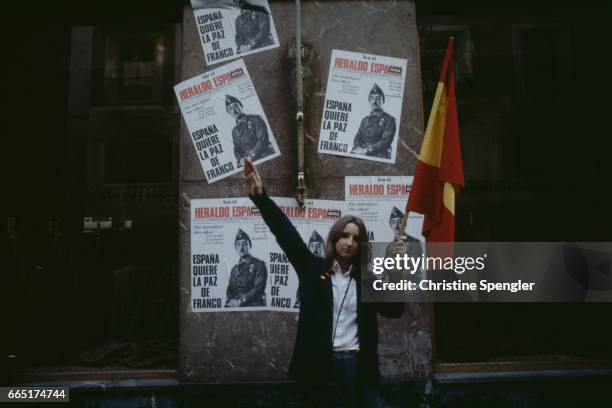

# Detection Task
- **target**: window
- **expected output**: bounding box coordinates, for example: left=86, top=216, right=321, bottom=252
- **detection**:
left=418, top=13, right=612, bottom=369
left=7, top=21, right=181, bottom=376
left=103, top=135, right=174, bottom=184
left=418, top=25, right=473, bottom=111
left=512, top=24, right=571, bottom=97
left=94, top=26, right=175, bottom=106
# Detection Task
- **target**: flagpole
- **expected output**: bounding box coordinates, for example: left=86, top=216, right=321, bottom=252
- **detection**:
left=439, top=37, right=455, bottom=82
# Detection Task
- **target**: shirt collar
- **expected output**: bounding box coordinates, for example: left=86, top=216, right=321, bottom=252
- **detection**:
left=332, top=260, right=352, bottom=277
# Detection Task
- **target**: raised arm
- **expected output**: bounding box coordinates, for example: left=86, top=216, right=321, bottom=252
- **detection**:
left=244, top=159, right=315, bottom=278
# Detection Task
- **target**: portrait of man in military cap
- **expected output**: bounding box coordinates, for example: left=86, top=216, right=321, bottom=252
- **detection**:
left=351, top=83, right=397, bottom=159
left=389, top=206, right=405, bottom=236
left=225, top=94, right=275, bottom=168
left=388, top=206, right=422, bottom=259
left=307, top=230, right=325, bottom=258
left=233, top=0, right=274, bottom=54
left=294, top=230, right=326, bottom=308
left=226, top=228, right=268, bottom=307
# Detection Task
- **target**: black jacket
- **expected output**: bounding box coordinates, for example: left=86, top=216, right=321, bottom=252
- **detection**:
left=250, top=191, right=403, bottom=386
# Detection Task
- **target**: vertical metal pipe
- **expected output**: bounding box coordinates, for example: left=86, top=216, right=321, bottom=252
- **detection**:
left=295, top=0, right=306, bottom=206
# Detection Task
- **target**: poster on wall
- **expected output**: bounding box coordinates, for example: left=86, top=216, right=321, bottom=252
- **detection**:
left=345, top=176, right=424, bottom=243
left=190, top=0, right=280, bottom=66
left=175, top=59, right=280, bottom=183
left=345, top=176, right=425, bottom=278
left=190, top=197, right=271, bottom=312
left=318, top=50, right=408, bottom=164
left=190, top=197, right=343, bottom=313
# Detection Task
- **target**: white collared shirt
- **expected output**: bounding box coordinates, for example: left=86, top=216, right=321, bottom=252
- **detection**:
left=331, top=261, right=359, bottom=351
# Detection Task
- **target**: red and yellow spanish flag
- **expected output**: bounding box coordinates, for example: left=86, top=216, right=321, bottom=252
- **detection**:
left=407, top=37, right=464, bottom=242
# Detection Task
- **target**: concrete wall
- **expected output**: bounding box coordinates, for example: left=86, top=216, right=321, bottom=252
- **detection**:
left=179, top=0, right=432, bottom=382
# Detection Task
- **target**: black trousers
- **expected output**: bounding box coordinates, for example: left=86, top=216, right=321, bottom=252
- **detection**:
left=299, top=351, right=380, bottom=408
